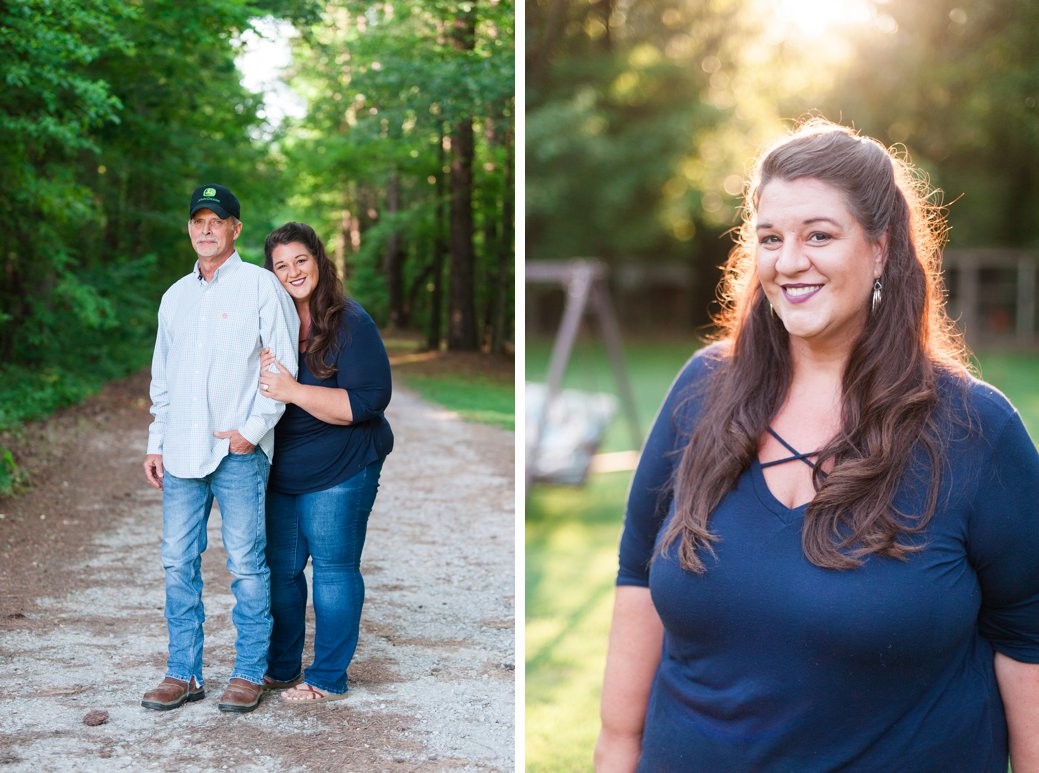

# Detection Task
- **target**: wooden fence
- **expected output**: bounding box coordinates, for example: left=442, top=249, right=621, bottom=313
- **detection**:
left=943, top=249, right=1039, bottom=348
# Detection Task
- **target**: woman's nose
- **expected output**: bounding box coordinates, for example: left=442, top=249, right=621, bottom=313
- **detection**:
left=774, top=238, right=810, bottom=274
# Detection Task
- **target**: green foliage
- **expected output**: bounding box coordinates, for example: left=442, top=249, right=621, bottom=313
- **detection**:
left=0, top=0, right=134, bottom=361
left=812, top=0, right=1039, bottom=248
left=528, top=0, right=1039, bottom=333
left=0, top=0, right=514, bottom=490
left=0, top=442, right=29, bottom=495
left=280, top=0, right=515, bottom=340
left=526, top=0, right=769, bottom=267
left=0, top=367, right=95, bottom=431
left=0, top=0, right=273, bottom=364
left=0, top=0, right=131, bottom=153
left=82, top=1, right=275, bottom=277
left=0, top=253, right=159, bottom=496
left=0, top=0, right=271, bottom=493
left=348, top=243, right=392, bottom=323
left=0, top=365, right=97, bottom=496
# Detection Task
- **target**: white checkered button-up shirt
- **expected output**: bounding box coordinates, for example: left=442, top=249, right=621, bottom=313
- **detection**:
left=147, top=252, right=299, bottom=479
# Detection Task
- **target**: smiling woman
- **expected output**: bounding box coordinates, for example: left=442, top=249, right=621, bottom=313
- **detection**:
left=594, top=119, right=1039, bottom=773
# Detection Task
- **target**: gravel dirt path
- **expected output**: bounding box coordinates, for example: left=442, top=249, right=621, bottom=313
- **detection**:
left=0, top=371, right=516, bottom=771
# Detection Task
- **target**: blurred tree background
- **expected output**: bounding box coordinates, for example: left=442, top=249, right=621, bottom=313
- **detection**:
left=527, top=0, right=1039, bottom=334
left=0, top=0, right=514, bottom=491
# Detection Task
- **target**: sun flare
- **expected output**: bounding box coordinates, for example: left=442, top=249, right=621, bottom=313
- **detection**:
left=770, top=0, right=876, bottom=39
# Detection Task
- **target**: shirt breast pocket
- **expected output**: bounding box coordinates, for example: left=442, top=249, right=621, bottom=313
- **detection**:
left=214, top=309, right=259, bottom=356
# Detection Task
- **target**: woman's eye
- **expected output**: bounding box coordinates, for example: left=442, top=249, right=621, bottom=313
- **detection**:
left=808, top=232, right=832, bottom=243
left=759, top=235, right=780, bottom=246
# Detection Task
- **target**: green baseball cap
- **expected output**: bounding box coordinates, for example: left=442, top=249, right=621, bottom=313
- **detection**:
left=189, top=184, right=240, bottom=220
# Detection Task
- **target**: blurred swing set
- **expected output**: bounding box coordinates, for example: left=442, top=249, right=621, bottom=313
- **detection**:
left=525, top=259, right=641, bottom=490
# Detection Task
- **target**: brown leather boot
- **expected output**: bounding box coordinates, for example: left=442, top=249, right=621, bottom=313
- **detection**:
left=217, top=678, right=264, bottom=713
left=141, top=676, right=204, bottom=711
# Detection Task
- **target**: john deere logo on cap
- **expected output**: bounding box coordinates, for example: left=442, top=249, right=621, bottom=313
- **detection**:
left=203, top=187, right=217, bottom=198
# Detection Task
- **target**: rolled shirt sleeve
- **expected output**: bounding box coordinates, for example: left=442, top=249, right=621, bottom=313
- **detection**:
left=968, top=403, right=1039, bottom=662
left=337, top=308, right=392, bottom=424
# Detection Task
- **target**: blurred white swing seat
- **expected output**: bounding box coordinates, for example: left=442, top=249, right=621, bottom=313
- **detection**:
left=525, top=259, right=640, bottom=488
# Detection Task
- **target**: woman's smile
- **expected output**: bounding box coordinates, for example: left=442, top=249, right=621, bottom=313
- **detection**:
left=782, top=284, right=823, bottom=302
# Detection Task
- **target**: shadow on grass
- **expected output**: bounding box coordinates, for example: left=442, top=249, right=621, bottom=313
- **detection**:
left=525, top=472, right=632, bottom=769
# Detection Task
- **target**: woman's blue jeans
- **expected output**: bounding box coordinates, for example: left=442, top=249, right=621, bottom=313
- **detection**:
left=161, top=450, right=272, bottom=687
left=265, top=459, right=384, bottom=694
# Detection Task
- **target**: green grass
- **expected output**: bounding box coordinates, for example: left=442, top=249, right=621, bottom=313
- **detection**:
left=396, top=372, right=515, bottom=431
left=526, top=471, right=633, bottom=772
left=384, top=336, right=515, bottom=432
left=525, top=338, right=1039, bottom=444
left=526, top=337, right=695, bottom=771
left=525, top=338, right=1039, bottom=771
left=975, top=351, right=1039, bottom=437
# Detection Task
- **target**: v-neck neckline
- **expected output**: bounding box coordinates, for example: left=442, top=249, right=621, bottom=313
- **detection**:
left=751, top=458, right=810, bottom=523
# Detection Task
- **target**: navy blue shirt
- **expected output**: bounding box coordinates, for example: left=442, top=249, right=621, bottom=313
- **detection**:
left=269, top=301, right=393, bottom=495
left=619, top=347, right=1039, bottom=772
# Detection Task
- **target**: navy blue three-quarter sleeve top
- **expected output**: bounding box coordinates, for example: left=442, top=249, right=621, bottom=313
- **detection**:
left=268, top=301, right=393, bottom=496
left=618, top=346, right=1039, bottom=772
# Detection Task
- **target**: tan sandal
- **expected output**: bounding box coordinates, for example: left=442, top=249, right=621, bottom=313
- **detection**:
left=280, top=682, right=348, bottom=703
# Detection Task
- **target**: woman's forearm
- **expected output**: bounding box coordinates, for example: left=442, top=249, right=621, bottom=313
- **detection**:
left=995, top=651, right=1039, bottom=772
left=595, top=586, right=664, bottom=772
left=288, top=382, right=354, bottom=425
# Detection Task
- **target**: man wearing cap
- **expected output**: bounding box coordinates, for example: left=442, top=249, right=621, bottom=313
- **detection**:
left=142, top=184, right=299, bottom=713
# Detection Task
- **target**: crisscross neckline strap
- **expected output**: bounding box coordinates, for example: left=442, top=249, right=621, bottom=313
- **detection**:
left=760, top=427, right=821, bottom=471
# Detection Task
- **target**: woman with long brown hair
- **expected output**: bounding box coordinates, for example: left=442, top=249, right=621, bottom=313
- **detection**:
left=596, top=119, right=1039, bottom=770
left=257, top=221, right=393, bottom=703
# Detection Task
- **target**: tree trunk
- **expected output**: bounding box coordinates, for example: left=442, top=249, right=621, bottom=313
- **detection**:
left=385, top=170, right=407, bottom=329
left=427, top=128, right=449, bottom=352
left=493, top=111, right=514, bottom=354
left=448, top=117, right=477, bottom=350
left=447, top=5, right=478, bottom=351
left=481, top=119, right=501, bottom=350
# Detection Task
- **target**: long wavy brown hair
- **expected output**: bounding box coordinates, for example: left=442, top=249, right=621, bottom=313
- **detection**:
left=658, top=118, right=971, bottom=573
left=264, top=221, right=350, bottom=380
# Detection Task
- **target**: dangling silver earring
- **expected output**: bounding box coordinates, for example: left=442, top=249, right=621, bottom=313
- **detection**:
left=871, top=279, right=883, bottom=314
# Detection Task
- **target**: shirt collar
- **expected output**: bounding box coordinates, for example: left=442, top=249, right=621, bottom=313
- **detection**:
left=195, top=251, right=243, bottom=283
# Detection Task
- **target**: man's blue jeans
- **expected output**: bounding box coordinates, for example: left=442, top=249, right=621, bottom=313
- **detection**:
left=161, top=450, right=272, bottom=687
left=265, top=459, right=384, bottom=694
